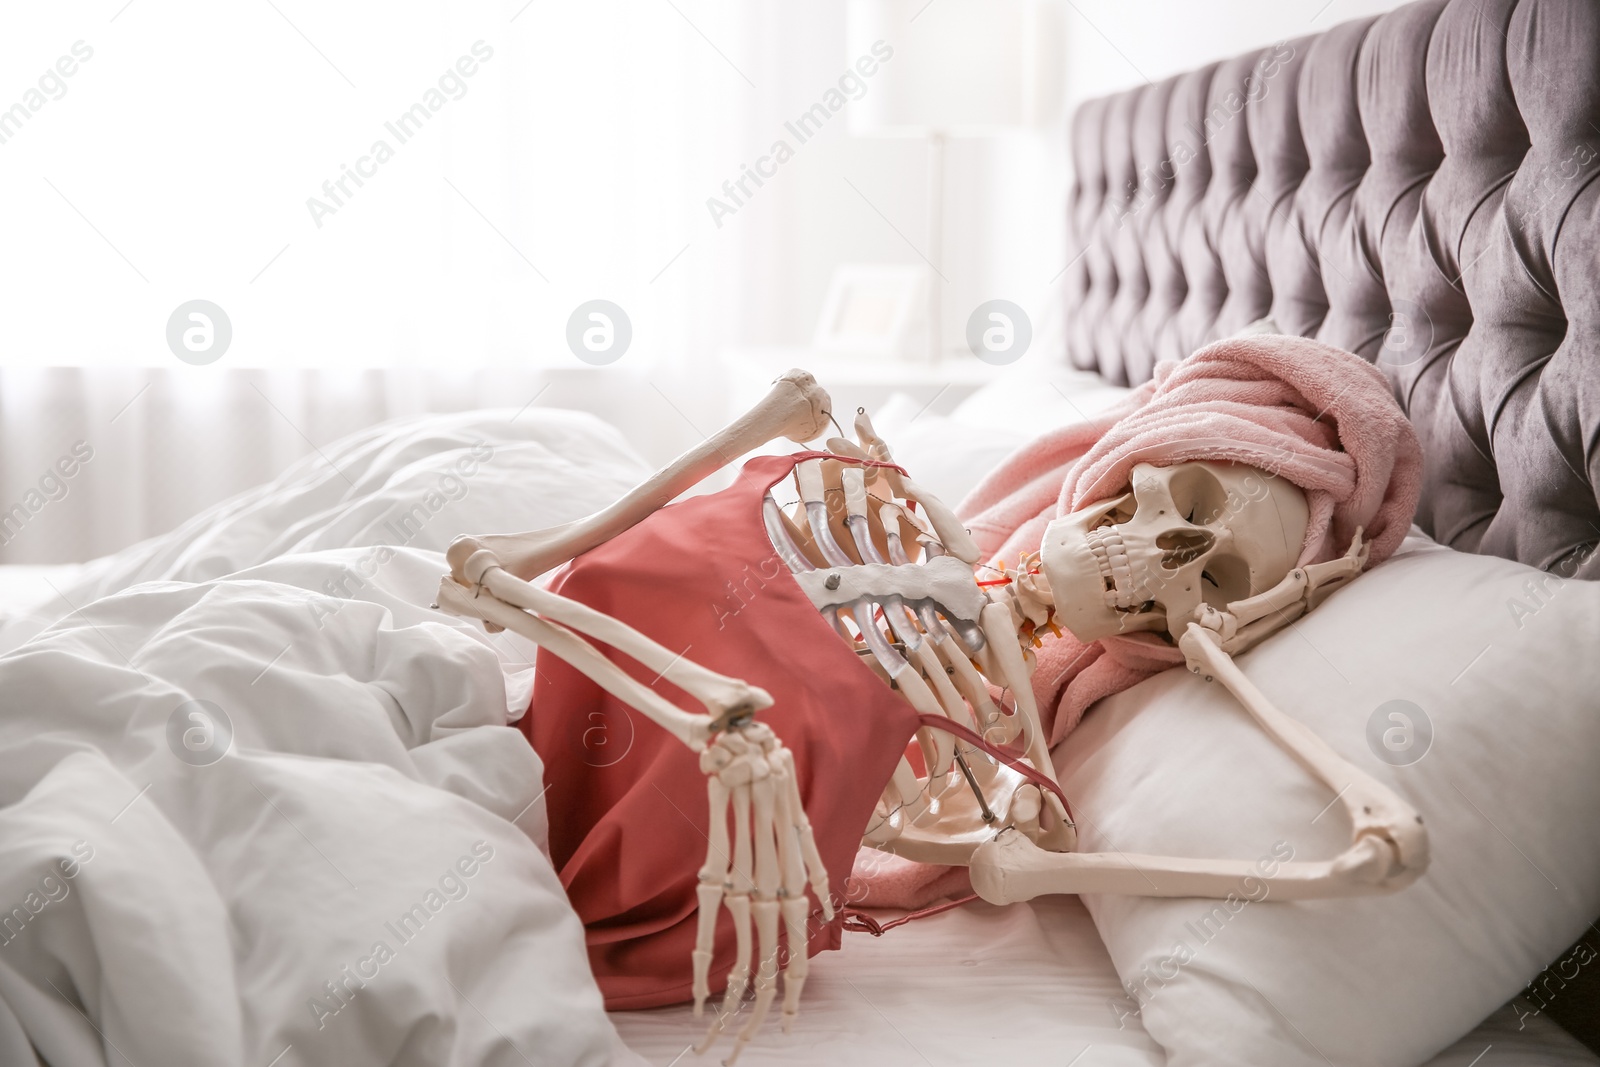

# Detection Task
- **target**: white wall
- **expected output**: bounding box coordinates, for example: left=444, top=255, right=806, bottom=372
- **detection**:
left=1057, top=0, right=1412, bottom=111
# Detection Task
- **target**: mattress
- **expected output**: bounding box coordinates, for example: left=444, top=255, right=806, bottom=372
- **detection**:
left=611, top=895, right=1598, bottom=1066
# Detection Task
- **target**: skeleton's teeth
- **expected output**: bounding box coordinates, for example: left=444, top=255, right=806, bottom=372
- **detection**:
left=1085, top=526, right=1138, bottom=610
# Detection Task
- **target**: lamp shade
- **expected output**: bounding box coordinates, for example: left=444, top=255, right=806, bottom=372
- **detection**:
left=846, top=0, right=1060, bottom=136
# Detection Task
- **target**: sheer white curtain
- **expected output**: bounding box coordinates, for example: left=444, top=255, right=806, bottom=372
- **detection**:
left=0, top=1, right=797, bottom=563
left=0, top=365, right=719, bottom=564
left=0, top=0, right=764, bottom=370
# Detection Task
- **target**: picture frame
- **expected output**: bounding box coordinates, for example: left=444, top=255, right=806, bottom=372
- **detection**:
left=812, top=264, right=927, bottom=360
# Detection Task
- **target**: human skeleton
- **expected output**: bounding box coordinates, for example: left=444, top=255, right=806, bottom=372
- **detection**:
left=437, top=370, right=1429, bottom=1063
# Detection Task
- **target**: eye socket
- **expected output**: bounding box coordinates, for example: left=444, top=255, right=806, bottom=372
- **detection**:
left=1167, top=465, right=1230, bottom=526
left=1088, top=492, right=1137, bottom=530
left=1199, top=553, right=1250, bottom=608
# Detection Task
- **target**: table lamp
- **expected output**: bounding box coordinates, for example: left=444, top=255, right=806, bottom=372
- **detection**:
left=846, top=0, right=1060, bottom=364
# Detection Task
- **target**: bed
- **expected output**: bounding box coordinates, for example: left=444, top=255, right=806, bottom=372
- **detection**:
left=3, top=0, right=1598, bottom=1064
left=0, top=395, right=1593, bottom=1067
left=3, top=397, right=1594, bottom=1067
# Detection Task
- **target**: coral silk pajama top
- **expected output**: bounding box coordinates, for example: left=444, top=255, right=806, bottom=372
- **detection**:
left=519, top=452, right=923, bottom=1010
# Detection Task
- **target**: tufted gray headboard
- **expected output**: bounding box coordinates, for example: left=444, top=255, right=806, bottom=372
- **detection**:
left=1061, top=0, right=1600, bottom=582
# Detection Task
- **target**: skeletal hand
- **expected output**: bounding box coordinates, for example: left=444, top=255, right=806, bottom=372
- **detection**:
left=693, top=720, right=832, bottom=1065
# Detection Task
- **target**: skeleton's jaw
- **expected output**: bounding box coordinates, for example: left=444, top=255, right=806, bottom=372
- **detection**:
left=1040, top=510, right=1167, bottom=643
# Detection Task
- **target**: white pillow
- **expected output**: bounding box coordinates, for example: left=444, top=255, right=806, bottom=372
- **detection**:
left=871, top=371, right=1133, bottom=507
left=1055, top=530, right=1600, bottom=1067
left=951, top=366, right=1132, bottom=439
left=869, top=394, right=1029, bottom=507
left=947, top=314, right=1268, bottom=446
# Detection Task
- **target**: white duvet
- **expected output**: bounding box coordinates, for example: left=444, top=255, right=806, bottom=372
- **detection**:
left=0, top=409, right=656, bottom=1067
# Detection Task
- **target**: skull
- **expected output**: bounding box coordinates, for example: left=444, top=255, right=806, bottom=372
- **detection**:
left=1040, top=462, right=1309, bottom=644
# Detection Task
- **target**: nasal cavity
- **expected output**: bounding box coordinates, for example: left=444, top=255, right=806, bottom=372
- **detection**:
left=1157, top=528, right=1215, bottom=567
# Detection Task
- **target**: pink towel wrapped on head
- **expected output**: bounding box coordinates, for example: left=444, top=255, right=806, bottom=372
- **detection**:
left=960, top=333, right=1423, bottom=747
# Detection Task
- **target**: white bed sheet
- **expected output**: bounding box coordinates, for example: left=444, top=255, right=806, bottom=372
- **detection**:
left=611, top=895, right=1597, bottom=1067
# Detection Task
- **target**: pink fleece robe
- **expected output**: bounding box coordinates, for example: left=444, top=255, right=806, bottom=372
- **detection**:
left=851, top=335, right=1422, bottom=910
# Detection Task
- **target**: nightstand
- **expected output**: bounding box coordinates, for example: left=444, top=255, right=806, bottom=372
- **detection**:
left=718, top=348, right=1001, bottom=430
